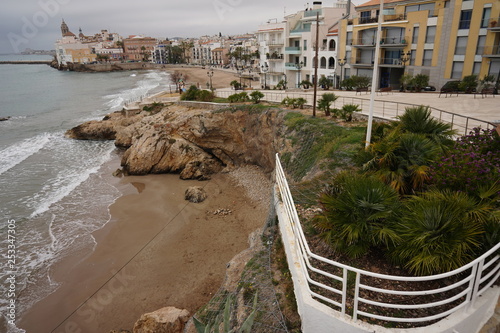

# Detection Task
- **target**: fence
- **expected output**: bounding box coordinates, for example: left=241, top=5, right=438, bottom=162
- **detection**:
left=274, top=153, right=500, bottom=332
left=215, top=90, right=497, bottom=136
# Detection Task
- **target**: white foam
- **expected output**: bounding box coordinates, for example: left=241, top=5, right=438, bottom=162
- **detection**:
left=0, top=133, right=54, bottom=176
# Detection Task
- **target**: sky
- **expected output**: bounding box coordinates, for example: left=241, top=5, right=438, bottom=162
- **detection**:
left=0, top=0, right=365, bottom=54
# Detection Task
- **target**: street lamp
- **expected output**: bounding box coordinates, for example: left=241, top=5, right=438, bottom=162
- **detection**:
left=295, top=61, right=304, bottom=88
left=338, top=58, right=346, bottom=89
left=207, top=69, right=214, bottom=91
left=261, top=63, right=269, bottom=90
left=237, top=66, right=243, bottom=90
left=248, top=67, right=253, bottom=89
left=400, top=50, right=411, bottom=73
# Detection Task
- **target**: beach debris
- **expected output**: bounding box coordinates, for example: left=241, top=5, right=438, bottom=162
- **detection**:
left=184, top=186, right=207, bottom=203
left=210, top=208, right=232, bottom=216
left=133, top=306, right=190, bottom=333
left=0, top=116, right=10, bottom=122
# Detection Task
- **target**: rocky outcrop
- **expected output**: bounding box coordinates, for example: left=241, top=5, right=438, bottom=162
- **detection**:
left=133, top=307, right=190, bottom=333
left=66, top=110, right=144, bottom=140
left=66, top=104, right=284, bottom=180
left=184, top=186, right=207, bottom=203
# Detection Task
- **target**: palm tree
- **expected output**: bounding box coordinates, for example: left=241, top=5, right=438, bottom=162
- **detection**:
left=391, top=189, right=496, bottom=275
left=317, top=93, right=338, bottom=116
left=396, top=106, right=456, bottom=150
left=316, top=172, right=400, bottom=258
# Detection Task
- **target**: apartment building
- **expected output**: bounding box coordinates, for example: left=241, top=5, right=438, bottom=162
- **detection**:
left=257, top=1, right=353, bottom=89
left=337, top=0, right=500, bottom=89
left=122, top=35, right=157, bottom=61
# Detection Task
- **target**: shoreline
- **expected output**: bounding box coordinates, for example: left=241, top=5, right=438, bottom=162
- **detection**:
left=18, top=150, right=271, bottom=332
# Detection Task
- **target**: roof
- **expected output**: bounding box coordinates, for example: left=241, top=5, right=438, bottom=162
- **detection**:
left=356, top=0, right=402, bottom=8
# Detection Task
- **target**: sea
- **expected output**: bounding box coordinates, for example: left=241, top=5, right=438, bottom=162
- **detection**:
left=0, top=54, right=173, bottom=333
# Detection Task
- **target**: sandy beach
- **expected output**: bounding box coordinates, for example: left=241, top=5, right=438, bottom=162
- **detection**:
left=18, top=152, right=271, bottom=332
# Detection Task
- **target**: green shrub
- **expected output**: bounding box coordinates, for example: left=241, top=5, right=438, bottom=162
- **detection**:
left=300, top=80, right=313, bottom=89
left=293, top=97, right=307, bottom=109
left=180, top=85, right=200, bottom=101
left=338, top=104, right=361, bottom=121
left=459, top=74, right=478, bottom=93
left=319, top=76, right=332, bottom=90
left=317, top=93, right=338, bottom=116
left=316, top=171, right=400, bottom=258
left=228, top=92, right=249, bottom=103
left=249, top=90, right=264, bottom=104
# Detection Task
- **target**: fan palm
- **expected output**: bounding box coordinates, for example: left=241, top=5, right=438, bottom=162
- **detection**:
left=316, top=172, right=400, bottom=258
left=391, top=189, right=495, bottom=275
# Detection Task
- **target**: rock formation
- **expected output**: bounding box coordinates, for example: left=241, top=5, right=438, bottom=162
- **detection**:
left=66, top=104, right=284, bottom=180
left=132, top=307, right=190, bottom=333
left=184, top=186, right=207, bottom=203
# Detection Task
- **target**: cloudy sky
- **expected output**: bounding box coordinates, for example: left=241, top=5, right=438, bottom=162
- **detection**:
left=0, top=0, right=364, bottom=54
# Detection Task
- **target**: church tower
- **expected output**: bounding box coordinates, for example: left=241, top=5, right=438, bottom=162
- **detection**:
left=61, top=19, right=69, bottom=36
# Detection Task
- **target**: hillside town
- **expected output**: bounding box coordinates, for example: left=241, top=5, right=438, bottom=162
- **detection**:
left=54, top=0, right=500, bottom=91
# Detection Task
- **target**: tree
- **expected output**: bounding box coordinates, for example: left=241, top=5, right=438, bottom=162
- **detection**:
left=318, top=76, right=332, bottom=90
left=410, top=74, right=429, bottom=92
left=459, top=74, right=478, bottom=93
left=317, top=93, right=338, bottom=116
left=299, top=80, right=313, bottom=89
left=339, top=104, right=361, bottom=122
left=351, top=75, right=371, bottom=89
left=230, top=80, right=241, bottom=90
left=140, top=46, right=150, bottom=62
left=316, top=172, right=400, bottom=258
left=179, top=40, right=194, bottom=63
left=399, top=73, right=413, bottom=91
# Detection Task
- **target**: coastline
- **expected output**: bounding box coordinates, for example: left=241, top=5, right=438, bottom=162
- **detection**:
left=18, top=149, right=271, bottom=332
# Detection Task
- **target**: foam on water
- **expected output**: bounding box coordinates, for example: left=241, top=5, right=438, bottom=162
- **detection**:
left=0, top=133, right=54, bottom=176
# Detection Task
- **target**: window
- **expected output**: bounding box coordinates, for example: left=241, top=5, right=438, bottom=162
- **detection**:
left=412, top=26, right=419, bottom=44
left=346, top=32, right=353, bottom=45
left=481, top=8, right=491, bottom=28
left=304, top=40, right=307, bottom=51
left=459, top=10, right=472, bottom=29
left=406, top=3, right=435, bottom=17
left=320, top=57, right=327, bottom=68
left=425, top=26, right=436, bottom=43
left=472, top=62, right=481, bottom=75
left=451, top=61, right=463, bottom=79
left=329, top=39, right=336, bottom=51
left=410, top=49, right=416, bottom=66
left=328, top=57, right=335, bottom=69
left=455, top=36, right=468, bottom=55
left=423, top=49, right=433, bottom=66
left=345, top=50, right=351, bottom=63
left=476, top=36, right=486, bottom=55
left=303, top=56, right=307, bottom=67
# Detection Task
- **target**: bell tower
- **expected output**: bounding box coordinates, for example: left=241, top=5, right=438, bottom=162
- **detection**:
left=61, top=19, right=69, bottom=36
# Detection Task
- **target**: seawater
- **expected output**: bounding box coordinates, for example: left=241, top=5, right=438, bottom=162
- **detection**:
left=0, top=55, right=172, bottom=332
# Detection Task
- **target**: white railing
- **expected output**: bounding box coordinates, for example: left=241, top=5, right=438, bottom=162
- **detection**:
left=275, top=153, right=500, bottom=327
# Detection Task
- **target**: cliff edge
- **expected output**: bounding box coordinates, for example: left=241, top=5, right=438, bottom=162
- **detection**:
left=66, top=103, right=285, bottom=179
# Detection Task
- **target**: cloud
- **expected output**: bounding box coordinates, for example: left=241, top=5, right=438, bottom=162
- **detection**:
left=0, top=0, right=365, bottom=53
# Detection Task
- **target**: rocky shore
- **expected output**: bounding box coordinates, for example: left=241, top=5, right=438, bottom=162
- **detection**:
left=66, top=103, right=285, bottom=180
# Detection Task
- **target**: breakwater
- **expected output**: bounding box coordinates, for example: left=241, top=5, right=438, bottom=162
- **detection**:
left=0, top=61, right=52, bottom=65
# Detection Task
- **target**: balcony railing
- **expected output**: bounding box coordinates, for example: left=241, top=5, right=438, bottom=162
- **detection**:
left=483, top=45, right=500, bottom=57
left=357, top=13, right=407, bottom=24
left=285, top=62, right=302, bottom=70
left=284, top=47, right=302, bottom=54
left=487, top=17, right=500, bottom=29
left=268, top=40, right=284, bottom=46
left=352, top=36, right=409, bottom=47
left=304, top=8, right=322, bottom=18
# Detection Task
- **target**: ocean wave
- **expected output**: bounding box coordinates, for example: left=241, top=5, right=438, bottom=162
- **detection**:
left=0, top=133, right=54, bottom=176
left=27, top=141, right=116, bottom=218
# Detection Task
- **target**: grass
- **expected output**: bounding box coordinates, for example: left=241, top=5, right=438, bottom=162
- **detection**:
left=282, top=112, right=366, bottom=182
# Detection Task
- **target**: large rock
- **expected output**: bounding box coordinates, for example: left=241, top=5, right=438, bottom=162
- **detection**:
left=185, top=186, right=207, bottom=203
left=133, top=307, right=190, bottom=333
left=65, top=111, right=144, bottom=140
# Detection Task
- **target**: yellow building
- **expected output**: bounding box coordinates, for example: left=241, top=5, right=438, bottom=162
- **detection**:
left=338, top=0, right=500, bottom=89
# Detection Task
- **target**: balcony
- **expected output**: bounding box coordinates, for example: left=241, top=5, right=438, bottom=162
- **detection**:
left=304, top=8, right=322, bottom=18
left=487, top=17, right=500, bottom=31
left=268, top=40, right=284, bottom=46
left=285, top=62, right=302, bottom=70
left=348, top=13, right=407, bottom=25
left=284, top=46, right=302, bottom=54
left=267, top=54, right=284, bottom=61
left=483, top=45, right=500, bottom=58
left=352, top=36, right=408, bottom=48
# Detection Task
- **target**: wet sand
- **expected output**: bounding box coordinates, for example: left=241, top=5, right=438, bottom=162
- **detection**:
left=18, top=167, right=269, bottom=332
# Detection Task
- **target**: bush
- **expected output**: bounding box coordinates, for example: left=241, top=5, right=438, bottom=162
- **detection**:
left=428, top=127, right=500, bottom=195
left=319, top=76, right=332, bottom=90
left=276, top=79, right=287, bottom=90
left=459, top=74, right=478, bottom=93
left=391, top=189, right=494, bottom=275
left=230, top=80, right=241, bottom=90
left=249, top=90, right=264, bottom=104
left=293, top=97, right=307, bottom=109
left=300, top=80, right=313, bottom=89
left=316, top=172, right=400, bottom=258
left=180, top=85, right=215, bottom=102
left=228, top=92, right=249, bottom=103
left=410, top=74, right=429, bottom=92
left=338, top=104, right=361, bottom=121
left=317, top=93, right=338, bottom=116
left=340, top=77, right=355, bottom=90
left=351, top=75, right=371, bottom=89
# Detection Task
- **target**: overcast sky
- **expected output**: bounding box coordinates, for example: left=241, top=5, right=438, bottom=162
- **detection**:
left=0, top=0, right=364, bottom=54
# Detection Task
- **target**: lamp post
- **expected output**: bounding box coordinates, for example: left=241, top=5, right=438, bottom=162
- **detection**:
left=338, top=58, right=346, bottom=89
left=400, top=50, right=411, bottom=73
left=261, top=63, right=269, bottom=89
left=248, top=67, right=253, bottom=89
left=295, top=61, right=304, bottom=88
left=207, top=69, right=214, bottom=91
left=237, top=66, right=243, bottom=90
